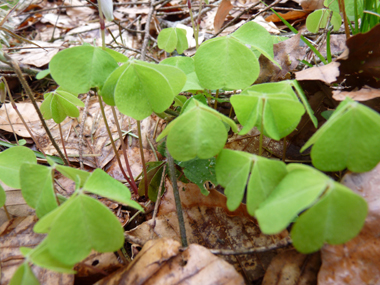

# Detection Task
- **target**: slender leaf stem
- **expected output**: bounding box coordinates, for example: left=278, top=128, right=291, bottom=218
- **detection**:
left=59, top=123, right=70, bottom=166
left=111, top=106, right=139, bottom=194
left=188, top=0, right=199, bottom=49
left=259, top=98, right=265, bottom=156
left=3, top=204, right=11, bottom=220
left=97, top=0, right=106, bottom=50
left=137, top=120, right=149, bottom=197
left=166, top=147, right=188, bottom=247
left=98, top=94, right=132, bottom=184
left=214, top=89, right=219, bottom=109
left=338, top=0, right=351, bottom=39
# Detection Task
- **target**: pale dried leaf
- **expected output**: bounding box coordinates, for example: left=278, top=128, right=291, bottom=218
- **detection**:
left=318, top=162, right=380, bottom=285
left=333, top=85, right=380, bottom=101
left=96, top=238, right=244, bottom=285
left=9, top=41, right=60, bottom=67
left=295, top=61, right=340, bottom=84
left=214, top=0, right=234, bottom=33
left=126, top=180, right=288, bottom=283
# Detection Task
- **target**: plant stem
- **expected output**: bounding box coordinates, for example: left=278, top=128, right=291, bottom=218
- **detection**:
left=140, top=0, right=155, bottom=60
left=259, top=98, right=265, bottom=156
left=3, top=204, right=11, bottom=220
left=166, top=147, right=188, bottom=247
left=214, top=89, right=219, bottom=109
left=187, top=0, right=199, bottom=49
left=338, top=0, right=351, bottom=39
left=97, top=0, right=106, bottom=50
left=4, top=54, right=69, bottom=165
left=59, top=123, right=70, bottom=166
left=111, top=106, right=139, bottom=194
left=98, top=94, right=132, bottom=184
left=137, top=120, right=149, bottom=197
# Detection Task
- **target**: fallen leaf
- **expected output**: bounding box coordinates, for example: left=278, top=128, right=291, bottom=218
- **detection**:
left=318, top=162, right=380, bottom=284
left=214, top=0, right=234, bottom=33
left=126, top=180, right=288, bottom=283
left=265, top=10, right=309, bottom=23
left=293, top=0, right=325, bottom=12
left=332, top=85, right=380, bottom=101
left=9, top=41, right=60, bottom=67
left=95, top=238, right=244, bottom=285
left=262, top=249, right=321, bottom=285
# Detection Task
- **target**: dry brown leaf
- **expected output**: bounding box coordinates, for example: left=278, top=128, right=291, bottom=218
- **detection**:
left=9, top=41, right=60, bottom=67
left=0, top=216, right=74, bottom=285
left=95, top=238, right=244, bottom=285
left=293, top=0, right=324, bottom=12
left=318, top=162, right=380, bottom=285
left=262, top=249, right=321, bottom=285
left=295, top=61, right=341, bottom=84
left=65, top=0, right=95, bottom=23
left=126, top=180, right=288, bottom=283
left=332, top=85, right=380, bottom=101
left=265, top=11, right=309, bottom=23
left=213, top=0, right=234, bottom=33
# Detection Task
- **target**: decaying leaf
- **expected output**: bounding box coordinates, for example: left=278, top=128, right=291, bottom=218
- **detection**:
left=95, top=238, right=244, bottom=285
left=318, top=162, right=380, bottom=284
left=126, top=180, right=288, bottom=283
left=214, top=0, right=234, bottom=33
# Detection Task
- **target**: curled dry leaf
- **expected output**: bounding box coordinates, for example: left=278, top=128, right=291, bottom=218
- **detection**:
left=214, top=0, right=234, bottom=33
left=126, top=180, right=288, bottom=283
left=262, top=249, right=321, bottom=285
left=293, top=0, right=324, bottom=12
left=95, top=238, right=244, bottom=285
left=318, top=162, right=380, bottom=284
left=0, top=216, right=74, bottom=285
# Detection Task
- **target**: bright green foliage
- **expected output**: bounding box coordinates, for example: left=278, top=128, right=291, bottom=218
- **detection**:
left=324, top=0, right=363, bottom=21
left=194, top=36, right=260, bottom=90
left=40, top=88, right=84, bottom=124
left=36, top=69, right=50, bottom=80
left=216, top=149, right=287, bottom=215
left=20, top=239, right=76, bottom=274
left=9, top=263, right=40, bottom=285
left=255, top=164, right=328, bottom=234
left=231, top=21, right=280, bottom=68
left=157, top=28, right=188, bottom=54
left=231, top=81, right=305, bottom=139
left=84, top=169, right=143, bottom=210
left=0, top=146, right=36, bottom=188
left=56, top=165, right=90, bottom=188
left=103, top=59, right=186, bottom=120
left=291, top=182, right=367, bottom=253
left=157, top=98, right=238, bottom=161
left=306, top=9, right=342, bottom=33
left=301, top=97, right=380, bottom=172
left=138, top=161, right=165, bottom=201
left=105, top=47, right=128, bottom=63
left=49, top=45, right=118, bottom=94
left=160, top=57, right=203, bottom=91
left=20, top=164, right=58, bottom=218
left=0, top=183, right=5, bottom=208
left=35, top=194, right=124, bottom=265
left=177, top=157, right=217, bottom=196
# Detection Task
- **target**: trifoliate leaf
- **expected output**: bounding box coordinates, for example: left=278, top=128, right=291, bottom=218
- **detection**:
left=157, top=28, right=188, bottom=54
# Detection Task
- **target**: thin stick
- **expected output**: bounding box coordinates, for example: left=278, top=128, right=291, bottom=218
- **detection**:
left=3, top=205, right=11, bottom=220
left=151, top=164, right=166, bottom=239
left=59, top=123, right=70, bottom=166
left=166, top=147, right=188, bottom=247
left=1, top=78, right=19, bottom=145
left=3, top=54, right=69, bottom=165
left=140, top=0, right=156, bottom=60
left=111, top=106, right=139, bottom=194
left=338, top=0, right=351, bottom=39
left=98, top=94, right=131, bottom=183
left=79, top=94, right=91, bottom=170
left=137, top=120, right=149, bottom=197
left=209, top=236, right=292, bottom=255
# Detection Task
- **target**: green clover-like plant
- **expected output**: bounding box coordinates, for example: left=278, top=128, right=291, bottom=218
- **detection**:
left=9, top=262, right=40, bottom=285
left=138, top=161, right=166, bottom=201
left=49, top=45, right=119, bottom=94
left=0, top=146, right=37, bottom=189
left=40, top=88, right=85, bottom=124
left=301, top=97, right=380, bottom=172
left=157, top=98, right=238, bottom=161
left=255, top=164, right=367, bottom=253
left=101, top=58, right=186, bottom=120
left=160, top=57, right=203, bottom=92
left=306, top=9, right=342, bottom=33
left=215, top=149, right=287, bottom=215
left=0, top=183, right=5, bottom=208
left=157, top=27, right=188, bottom=54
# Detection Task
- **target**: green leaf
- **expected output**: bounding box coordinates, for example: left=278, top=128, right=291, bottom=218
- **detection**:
left=177, top=157, right=217, bottom=196
left=301, top=98, right=380, bottom=172
left=113, top=59, right=187, bottom=120
left=36, top=69, right=50, bottom=80
left=100, top=63, right=128, bottom=106
left=216, top=149, right=287, bottom=214
left=160, top=57, right=203, bottom=91
left=255, top=164, right=328, bottom=234
left=231, top=21, right=280, bottom=68
left=49, top=45, right=118, bottom=94
left=0, top=183, right=5, bottom=208
left=324, top=0, right=363, bottom=20
left=231, top=81, right=305, bottom=139
left=105, top=48, right=128, bottom=63
left=194, top=36, right=260, bottom=90
left=157, top=99, right=238, bottom=161
left=0, top=146, right=37, bottom=188
left=138, top=161, right=165, bottom=200
left=306, top=9, right=341, bottom=33
left=291, top=182, right=367, bottom=253
left=56, top=165, right=90, bottom=188
left=83, top=169, right=143, bottom=211
left=157, top=28, right=188, bottom=54
left=21, top=239, right=76, bottom=274
left=46, top=194, right=124, bottom=265
left=20, top=164, right=58, bottom=218
left=40, top=88, right=84, bottom=124
left=9, top=263, right=40, bottom=285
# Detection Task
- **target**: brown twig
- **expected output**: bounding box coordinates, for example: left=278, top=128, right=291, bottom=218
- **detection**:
left=150, top=164, right=166, bottom=239
left=140, top=0, right=156, bottom=61
left=58, top=123, right=70, bottom=166
left=79, top=94, right=91, bottom=170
